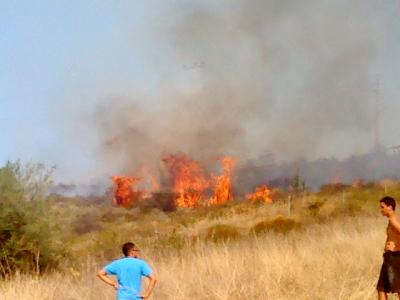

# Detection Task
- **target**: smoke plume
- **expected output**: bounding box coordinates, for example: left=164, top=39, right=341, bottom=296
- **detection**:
left=91, top=0, right=387, bottom=190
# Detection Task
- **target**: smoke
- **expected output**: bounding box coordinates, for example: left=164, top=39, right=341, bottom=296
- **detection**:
left=91, top=0, right=383, bottom=188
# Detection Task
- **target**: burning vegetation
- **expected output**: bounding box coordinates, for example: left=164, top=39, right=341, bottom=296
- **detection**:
left=208, top=157, right=235, bottom=205
left=162, top=153, right=209, bottom=208
left=111, top=153, right=272, bottom=208
left=111, top=176, right=143, bottom=207
left=246, top=185, right=272, bottom=203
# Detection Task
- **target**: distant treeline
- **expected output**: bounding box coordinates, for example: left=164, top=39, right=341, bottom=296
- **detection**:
left=236, top=149, right=400, bottom=192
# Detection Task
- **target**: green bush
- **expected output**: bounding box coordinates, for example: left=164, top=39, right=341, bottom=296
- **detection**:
left=252, top=216, right=301, bottom=235
left=0, top=198, right=64, bottom=276
left=0, top=161, right=64, bottom=276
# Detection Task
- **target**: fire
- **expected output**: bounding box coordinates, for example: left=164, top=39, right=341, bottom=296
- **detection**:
left=246, top=185, right=272, bottom=203
left=111, top=175, right=143, bottom=207
left=112, top=154, right=237, bottom=208
left=162, top=153, right=209, bottom=208
left=209, top=157, right=235, bottom=205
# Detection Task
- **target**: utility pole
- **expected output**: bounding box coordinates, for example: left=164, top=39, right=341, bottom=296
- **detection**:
left=374, top=75, right=382, bottom=152
left=373, top=76, right=382, bottom=152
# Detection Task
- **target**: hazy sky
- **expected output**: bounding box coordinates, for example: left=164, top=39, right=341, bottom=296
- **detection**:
left=1, top=1, right=400, bottom=184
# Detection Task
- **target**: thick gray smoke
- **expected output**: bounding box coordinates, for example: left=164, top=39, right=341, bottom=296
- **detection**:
left=93, top=0, right=388, bottom=190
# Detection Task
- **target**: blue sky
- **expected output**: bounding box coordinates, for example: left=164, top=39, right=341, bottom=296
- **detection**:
left=0, top=1, right=162, bottom=178
left=1, top=1, right=400, bottom=184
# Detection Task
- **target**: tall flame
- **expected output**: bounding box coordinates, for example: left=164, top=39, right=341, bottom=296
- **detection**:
left=246, top=185, right=272, bottom=203
left=112, top=154, right=237, bottom=208
left=111, top=175, right=144, bottom=207
left=209, top=157, right=235, bottom=205
left=162, top=153, right=209, bottom=207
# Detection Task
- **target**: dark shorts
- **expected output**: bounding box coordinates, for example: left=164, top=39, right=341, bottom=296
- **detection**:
left=377, top=251, right=400, bottom=293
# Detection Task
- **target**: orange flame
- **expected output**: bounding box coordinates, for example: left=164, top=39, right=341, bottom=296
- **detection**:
left=162, top=153, right=209, bottom=207
left=112, top=154, right=236, bottom=208
left=111, top=175, right=143, bottom=207
left=209, top=157, right=235, bottom=205
left=246, top=185, right=272, bottom=203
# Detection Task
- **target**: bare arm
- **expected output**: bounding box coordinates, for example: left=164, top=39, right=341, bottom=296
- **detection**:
left=97, top=269, right=118, bottom=289
left=140, top=274, right=157, bottom=299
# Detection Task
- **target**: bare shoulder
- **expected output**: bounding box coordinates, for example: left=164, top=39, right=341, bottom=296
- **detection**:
left=392, top=214, right=400, bottom=223
left=389, top=214, right=400, bottom=233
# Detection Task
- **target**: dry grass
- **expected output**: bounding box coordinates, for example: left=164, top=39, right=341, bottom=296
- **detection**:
left=0, top=214, right=392, bottom=300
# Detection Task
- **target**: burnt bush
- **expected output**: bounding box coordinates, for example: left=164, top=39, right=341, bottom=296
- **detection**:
left=307, top=200, right=325, bottom=217
left=205, top=224, right=241, bottom=242
left=252, top=216, right=301, bottom=235
left=72, top=212, right=103, bottom=235
left=100, top=208, right=128, bottom=222
left=136, top=192, right=177, bottom=212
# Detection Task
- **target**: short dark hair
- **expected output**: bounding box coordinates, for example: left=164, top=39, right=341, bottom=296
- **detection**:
left=122, top=242, right=136, bottom=256
left=380, top=196, right=396, bottom=210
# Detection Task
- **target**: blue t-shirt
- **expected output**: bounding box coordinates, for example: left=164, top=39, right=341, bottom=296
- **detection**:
left=104, top=257, right=152, bottom=300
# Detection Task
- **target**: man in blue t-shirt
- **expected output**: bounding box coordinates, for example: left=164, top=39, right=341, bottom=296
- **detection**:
left=97, top=242, right=157, bottom=299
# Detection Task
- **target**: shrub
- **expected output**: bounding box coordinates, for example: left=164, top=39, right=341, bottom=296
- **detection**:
left=91, top=230, right=120, bottom=259
left=154, top=231, right=186, bottom=251
left=205, top=224, right=240, bottom=242
left=329, top=201, right=363, bottom=218
left=100, top=208, right=127, bottom=222
left=252, top=216, right=301, bottom=235
left=0, top=161, right=63, bottom=276
left=307, top=200, right=325, bottom=217
left=0, top=198, right=64, bottom=276
left=142, top=192, right=177, bottom=212
left=72, top=212, right=103, bottom=235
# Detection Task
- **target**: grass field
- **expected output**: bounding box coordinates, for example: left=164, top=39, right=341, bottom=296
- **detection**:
left=0, top=211, right=391, bottom=300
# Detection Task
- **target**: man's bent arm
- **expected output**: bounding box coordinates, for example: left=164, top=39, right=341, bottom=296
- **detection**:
left=141, top=274, right=157, bottom=299
left=97, top=269, right=118, bottom=289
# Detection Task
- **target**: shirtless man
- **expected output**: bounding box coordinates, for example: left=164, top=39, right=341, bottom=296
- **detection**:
left=377, top=196, right=400, bottom=299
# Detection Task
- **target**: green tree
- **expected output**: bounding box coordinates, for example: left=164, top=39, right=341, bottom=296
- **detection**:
left=0, top=161, right=63, bottom=276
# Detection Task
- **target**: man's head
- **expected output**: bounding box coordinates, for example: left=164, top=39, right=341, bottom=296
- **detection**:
left=380, top=196, right=396, bottom=216
left=122, top=242, right=140, bottom=257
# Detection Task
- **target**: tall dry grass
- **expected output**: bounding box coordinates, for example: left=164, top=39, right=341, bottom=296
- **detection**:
left=0, top=214, right=391, bottom=300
